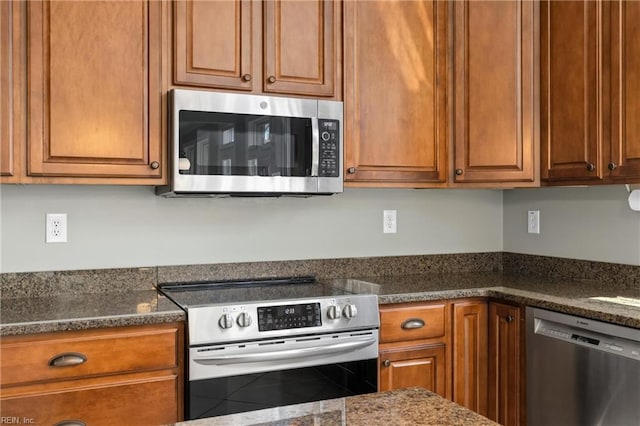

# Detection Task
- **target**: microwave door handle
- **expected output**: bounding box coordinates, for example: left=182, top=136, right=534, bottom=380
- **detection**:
left=194, top=336, right=376, bottom=366
left=311, top=117, right=319, bottom=176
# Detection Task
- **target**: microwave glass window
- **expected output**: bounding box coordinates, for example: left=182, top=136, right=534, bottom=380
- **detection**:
left=179, top=111, right=312, bottom=177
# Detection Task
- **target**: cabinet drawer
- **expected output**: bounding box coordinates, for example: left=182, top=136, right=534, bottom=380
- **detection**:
left=380, top=303, right=447, bottom=343
left=0, top=371, right=179, bottom=425
left=0, top=324, right=180, bottom=387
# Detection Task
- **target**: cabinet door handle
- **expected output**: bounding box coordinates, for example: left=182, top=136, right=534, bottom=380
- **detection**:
left=401, top=318, right=425, bottom=330
left=347, top=167, right=357, bottom=174
left=241, top=73, right=252, bottom=82
left=586, top=163, right=595, bottom=172
left=608, top=162, right=618, bottom=171
left=383, top=359, right=391, bottom=367
left=505, top=315, right=514, bottom=323
left=54, top=421, right=86, bottom=426
left=267, top=75, right=276, bottom=84
left=48, top=352, right=87, bottom=367
left=455, top=168, right=463, bottom=176
left=150, top=161, right=160, bottom=170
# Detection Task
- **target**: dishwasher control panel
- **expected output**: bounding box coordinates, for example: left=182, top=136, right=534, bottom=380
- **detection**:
left=533, top=309, right=640, bottom=360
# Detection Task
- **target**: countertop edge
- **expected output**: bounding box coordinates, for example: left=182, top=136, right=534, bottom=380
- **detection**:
left=379, top=287, right=640, bottom=329
left=0, top=310, right=185, bottom=336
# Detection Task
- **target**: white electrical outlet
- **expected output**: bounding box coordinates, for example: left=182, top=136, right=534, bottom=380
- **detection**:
left=527, top=210, right=540, bottom=234
left=383, top=210, right=397, bottom=234
left=46, top=213, right=67, bottom=243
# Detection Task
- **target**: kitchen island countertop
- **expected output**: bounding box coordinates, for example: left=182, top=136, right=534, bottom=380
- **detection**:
left=175, top=387, right=497, bottom=426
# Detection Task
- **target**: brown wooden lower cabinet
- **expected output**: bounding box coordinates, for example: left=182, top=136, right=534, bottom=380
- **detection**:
left=0, top=371, right=179, bottom=425
left=378, top=344, right=447, bottom=397
left=488, top=301, right=524, bottom=426
left=452, top=300, right=488, bottom=416
left=379, top=299, right=523, bottom=426
left=0, top=322, right=184, bottom=424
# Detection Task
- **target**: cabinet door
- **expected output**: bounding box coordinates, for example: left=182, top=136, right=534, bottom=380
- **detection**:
left=1, top=0, right=16, bottom=177
left=452, top=301, right=488, bottom=416
left=27, top=1, right=164, bottom=179
left=344, top=0, right=447, bottom=186
left=610, top=0, right=640, bottom=181
left=174, top=0, right=259, bottom=91
left=263, top=0, right=339, bottom=97
left=453, top=0, right=537, bottom=185
left=541, top=0, right=603, bottom=182
left=488, top=302, right=523, bottom=426
left=1, top=371, right=180, bottom=426
left=379, top=344, right=447, bottom=398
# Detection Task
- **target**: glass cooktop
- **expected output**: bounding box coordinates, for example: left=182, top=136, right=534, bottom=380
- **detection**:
left=158, top=276, right=353, bottom=309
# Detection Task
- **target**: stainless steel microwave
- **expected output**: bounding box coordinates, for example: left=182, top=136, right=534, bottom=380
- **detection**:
left=156, top=89, right=343, bottom=197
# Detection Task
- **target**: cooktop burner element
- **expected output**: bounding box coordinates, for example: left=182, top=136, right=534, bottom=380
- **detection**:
left=158, top=276, right=380, bottom=346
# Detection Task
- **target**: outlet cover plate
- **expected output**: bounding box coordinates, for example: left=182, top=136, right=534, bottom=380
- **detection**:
left=383, top=210, right=397, bottom=234
left=46, top=213, right=67, bottom=243
left=527, top=210, right=540, bottom=234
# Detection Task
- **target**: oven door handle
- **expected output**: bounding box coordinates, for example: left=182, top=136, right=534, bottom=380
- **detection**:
left=194, top=336, right=376, bottom=365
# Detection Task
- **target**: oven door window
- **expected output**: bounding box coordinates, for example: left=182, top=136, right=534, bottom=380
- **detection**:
left=179, top=111, right=312, bottom=178
left=187, top=360, right=377, bottom=420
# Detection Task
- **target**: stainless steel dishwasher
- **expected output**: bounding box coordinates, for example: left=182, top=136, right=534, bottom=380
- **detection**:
left=527, top=307, right=640, bottom=426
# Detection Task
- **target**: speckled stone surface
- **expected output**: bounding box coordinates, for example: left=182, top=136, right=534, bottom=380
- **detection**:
left=1, top=252, right=638, bottom=335
left=174, top=388, right=497, bottom=426
left=0, top=267, right=157, bottom=298
left=157, top=253, right=504, bottom=284
left=0, top=291, right=184, bottom=336
left=504, top=253, right=640, bottom=289
left=328, top=272, right=640, bottom=328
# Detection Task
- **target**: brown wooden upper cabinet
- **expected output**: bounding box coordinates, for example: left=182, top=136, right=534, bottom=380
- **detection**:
left=0, top=0, right=16, bottom=178
left=343, top=0, right=448, bottom=187
left=452, top=0, right=539, bottom=186
left=173, top=0, right=340, bottom=99
left=609, top=0, right=640, bottom=181
left=21, top=0, right=166, bottom=182
left=542, top=0, right=640, bottom=184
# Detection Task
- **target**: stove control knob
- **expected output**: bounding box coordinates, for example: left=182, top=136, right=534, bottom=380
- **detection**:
left=342, top=304, right=358, bottom=320
left=236, top=312, right=252, bottom=328
left=218, top=313, right=234, bottom=329
left=327, top=305, right=340, bottom=320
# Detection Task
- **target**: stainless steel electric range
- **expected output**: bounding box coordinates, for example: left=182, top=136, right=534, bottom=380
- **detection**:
left=158, top=276, right=380, bottom=420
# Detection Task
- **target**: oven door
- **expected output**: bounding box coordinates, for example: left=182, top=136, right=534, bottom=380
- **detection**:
left=186, top=330, right=378, bottom=420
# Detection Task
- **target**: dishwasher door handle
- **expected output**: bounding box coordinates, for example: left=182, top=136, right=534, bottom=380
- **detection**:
left=194, top=336, right=377, bottom=365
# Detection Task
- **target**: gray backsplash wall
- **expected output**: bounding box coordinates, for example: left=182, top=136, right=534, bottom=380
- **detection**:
left=3, top=184, right=638, bottom=273
left=503, top=185, right=640, bottom=266
left=1, top=185, right=503, bottom=273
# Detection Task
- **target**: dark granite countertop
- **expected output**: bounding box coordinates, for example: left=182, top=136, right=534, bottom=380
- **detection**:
left=1, top=269, right=638, bottom=335
left=175, top=387, right=497, bottom=426
left=328, top=272, right=640, bottom=328
left=0, top=290, right=185, bottom=336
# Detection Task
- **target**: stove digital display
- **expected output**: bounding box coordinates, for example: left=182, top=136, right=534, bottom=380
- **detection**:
left=257, top=303, right=322, bottom=331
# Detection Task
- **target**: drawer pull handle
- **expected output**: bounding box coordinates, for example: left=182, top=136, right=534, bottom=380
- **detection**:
left=49, top=352, right=87, bottom=367
left=401, top=318, right=425, bottom=330
left=54, top=421, right=86, bottom=426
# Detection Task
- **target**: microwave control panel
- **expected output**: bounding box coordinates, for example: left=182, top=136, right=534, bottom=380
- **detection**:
left=318, top=119, right=340, bottom=177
